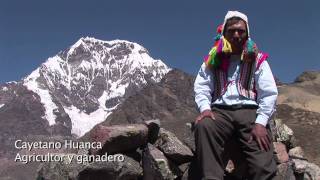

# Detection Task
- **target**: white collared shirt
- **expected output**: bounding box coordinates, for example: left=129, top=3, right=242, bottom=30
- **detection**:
left=194, top=56, right=278, bottom=126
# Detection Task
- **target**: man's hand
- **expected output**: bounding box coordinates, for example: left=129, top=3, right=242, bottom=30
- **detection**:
left=195, top=110, right=215, bottom=124
left=248, top=123, right=271, bottom=151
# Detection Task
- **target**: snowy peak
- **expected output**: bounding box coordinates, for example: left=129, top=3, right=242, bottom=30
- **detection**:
left=22, top=37, right=171, bottom=136
left=60, top=37, right=151, bottom=63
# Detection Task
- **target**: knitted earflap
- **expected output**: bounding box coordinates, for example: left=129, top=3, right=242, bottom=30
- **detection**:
left=241, top=39, right=258, bottom=62
left=204, top=25, right=232, bottom=70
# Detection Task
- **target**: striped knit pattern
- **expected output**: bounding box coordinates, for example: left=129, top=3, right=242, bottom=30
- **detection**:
left=213, top=69, right=227, bottom=99
left=212, top=52, right=268, bottom=101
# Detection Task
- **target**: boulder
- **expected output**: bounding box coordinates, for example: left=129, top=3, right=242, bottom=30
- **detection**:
left=154, top=128, right=193, bottom=165
left=293, top=159, right=308, bottom=174
left=78, top=155, right=142, bottom=180
left=274, top=142, right=289, bottom=164
left=292, top=159, right=320, bottom=180
left=36, top=155, right=85, bottom=180
left=142, top=143, right=182, bottom=180
left=89, top=124, right=148, bottom=155
left=144, top=119, right=161, bottom=144
left=274, top=119, right=297, bottom=149
left=288, top=146, right=305, bottom=159
left=274, top=162, right=296, bottom=180
left=123, top=148, right=143, bottom=163
left=178, top=162, right=191, bottom=180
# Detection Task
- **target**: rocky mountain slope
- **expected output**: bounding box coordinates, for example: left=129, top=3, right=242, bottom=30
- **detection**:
left=99, top=69, right=197, bottom=143
left=22, top=37, right=170, bottom=136
left=275, top=71, right=320, bottom=165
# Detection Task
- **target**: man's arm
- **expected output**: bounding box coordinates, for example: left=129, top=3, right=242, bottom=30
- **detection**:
left=255, top=60, right=278, bottom=126
left=249, top=60, right=278, bottom=151
left=194, top=63, right=214, bottom=112
left=194, top=63, right=215, bottom=122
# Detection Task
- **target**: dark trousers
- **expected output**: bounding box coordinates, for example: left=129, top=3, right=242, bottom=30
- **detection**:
left=194, top=106, right=276, bottom=180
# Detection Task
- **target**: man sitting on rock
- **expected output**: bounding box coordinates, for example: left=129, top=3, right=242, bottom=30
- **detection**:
left=194, top=10, right=278, bottom=180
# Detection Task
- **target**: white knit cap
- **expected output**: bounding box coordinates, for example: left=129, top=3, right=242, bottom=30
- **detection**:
left=222, top=10, right=250, bottom=38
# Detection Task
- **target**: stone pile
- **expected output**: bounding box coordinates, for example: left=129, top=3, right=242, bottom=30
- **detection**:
left=36, top=120, right=194, bottom=180
left=272, top=119, right=320, bottom=180
left=36, top=118, right=320, bottom=180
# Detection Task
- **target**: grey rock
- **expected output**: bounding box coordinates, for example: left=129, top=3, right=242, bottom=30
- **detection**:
left=154, top=128, right=193, bottom=165
left=123, top=148, right=142, bottom=163
left=293, top=159, right=308, bottom=174
left=289, top=146, right=305, bottom=160
left=178, top=162, right=194, bottom=180
left=292, top=159, right=320, bottom=180
left=142, top=143, right=182, bottom=180
left=144, top=119, right=161, bottom=144
left=89, top=124, right=149, bottom=155
left=78, top=155, right=142, bottom=180
left=303, top=162, right=320, bottom=180
left=0, top=160, right=40, bottom=180
left=274, top=142, right=289, bottom=164
left=274, top=119, right=297, bottom=149
left=36, top=157, right=85, bottom=180
left=274, top=162, right=296, bottom=180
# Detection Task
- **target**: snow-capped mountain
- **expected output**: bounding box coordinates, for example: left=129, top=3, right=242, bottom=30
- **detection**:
left=1, top=37, right=170, bottom=137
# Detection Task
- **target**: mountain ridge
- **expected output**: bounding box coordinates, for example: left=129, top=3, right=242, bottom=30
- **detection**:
left=0, top=37, right=170, bottom=161
left=21, top=36, right=170, bottom=136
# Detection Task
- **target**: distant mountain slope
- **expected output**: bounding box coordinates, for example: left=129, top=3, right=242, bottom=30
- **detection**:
left=276, top=71, right=320, bottom=165
left=22, top=37, right=170, bottom=136
left=277, top=71, right=320, bottom=113
left=99, top=69, right=198, bottom=141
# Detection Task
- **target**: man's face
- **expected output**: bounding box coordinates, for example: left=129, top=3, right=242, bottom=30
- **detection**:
left=224, top=19, right=248, bottom=54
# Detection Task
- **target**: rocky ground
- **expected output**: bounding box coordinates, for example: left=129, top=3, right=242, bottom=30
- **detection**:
left=34, top=119, right=320, bottom=180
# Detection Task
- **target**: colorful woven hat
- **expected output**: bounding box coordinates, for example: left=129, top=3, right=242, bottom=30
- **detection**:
left=204, top=11, right=259, bottom=71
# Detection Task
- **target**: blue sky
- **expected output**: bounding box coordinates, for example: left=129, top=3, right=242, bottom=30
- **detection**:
left=0, top=0, right=319, bottom=84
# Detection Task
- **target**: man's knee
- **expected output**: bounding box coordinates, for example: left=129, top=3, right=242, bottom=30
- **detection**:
left=194, top=117, right=214, bottom=132
left=248, top=158, right=277, bottom=179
